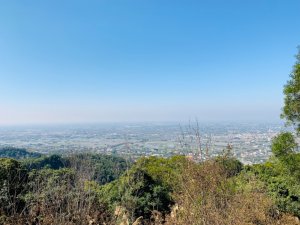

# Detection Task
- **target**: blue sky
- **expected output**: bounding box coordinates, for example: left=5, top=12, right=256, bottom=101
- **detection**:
left=0, top=0, right=300, bottom=124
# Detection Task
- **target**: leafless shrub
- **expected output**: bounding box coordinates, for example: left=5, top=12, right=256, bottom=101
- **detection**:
left=177, top=120, right=213, bottom=162
left=164, top=159, right=297, bottom=225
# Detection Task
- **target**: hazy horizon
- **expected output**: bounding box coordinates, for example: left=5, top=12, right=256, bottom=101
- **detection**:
left=1, top=1, right=300, bottom=125
left=0, top=119, right=285, bottom=128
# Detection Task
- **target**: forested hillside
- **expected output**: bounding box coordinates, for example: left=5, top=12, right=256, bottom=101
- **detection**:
left=1, top=145, right=300, bottom=225
left=0, top=147, right=41, bottom=159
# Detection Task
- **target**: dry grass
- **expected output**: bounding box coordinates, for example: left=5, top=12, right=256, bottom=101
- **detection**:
left=163, top=160, right=299, bottom=225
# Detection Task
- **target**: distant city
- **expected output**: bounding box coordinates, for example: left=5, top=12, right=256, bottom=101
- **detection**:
left=0, top=122, right=295, bottom=164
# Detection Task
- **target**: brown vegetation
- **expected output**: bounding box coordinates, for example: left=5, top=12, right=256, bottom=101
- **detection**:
left=164, top=160, right=299, bottom=225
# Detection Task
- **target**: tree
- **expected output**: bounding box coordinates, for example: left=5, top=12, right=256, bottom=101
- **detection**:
left=24, top=154, right=69, bottom=170
left=99, top=158, right=175, bottom=223
left=0, top=158, right=28, bottom=216
left=271, top=132, right=297, bottom=158
left=281, top=47, right=300, bottom=134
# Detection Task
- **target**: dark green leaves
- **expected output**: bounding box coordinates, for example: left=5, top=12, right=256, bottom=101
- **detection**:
left=281, top=47, right=300, bottom=134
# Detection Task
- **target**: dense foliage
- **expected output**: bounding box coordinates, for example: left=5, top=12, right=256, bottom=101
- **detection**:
left=247, top=132, right=300, bottom=217
left=0, top=147, right=41, bottom=159
left=23, top=154, right=69, bottom=170
left=68, top=153, right=130, bottom=184
left=0, top=152, right=128, bottom=224
left=98, top=156, right=185, bottom=223
left=0, top=158, right=27, bottom=218
left=1, top=149, right=300, bottom=224
left=281, top=47, right=300, bottom=133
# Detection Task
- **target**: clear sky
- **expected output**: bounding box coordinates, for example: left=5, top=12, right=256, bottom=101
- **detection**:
left=0, top=0, right=300, bottom=125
